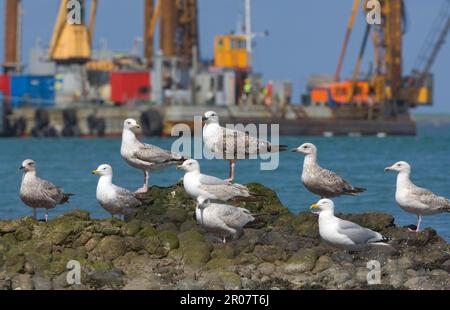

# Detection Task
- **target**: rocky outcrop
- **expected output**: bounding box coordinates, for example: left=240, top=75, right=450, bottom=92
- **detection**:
left=0, top=182, right=449, bottom=290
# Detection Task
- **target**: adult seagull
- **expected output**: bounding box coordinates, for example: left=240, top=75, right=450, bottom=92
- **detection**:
left=311, top=199, right=390, bottom=250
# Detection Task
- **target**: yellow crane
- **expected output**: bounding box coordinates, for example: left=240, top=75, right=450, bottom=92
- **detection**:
left=49, top=0, right=97, bottom=63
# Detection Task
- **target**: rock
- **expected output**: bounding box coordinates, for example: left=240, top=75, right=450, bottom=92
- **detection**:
left=258, top=262, right=275, bottom=275
left=158, top=230, right=179, bottom=250
left=14, top=227, right=32, bottom=241
left=0, top=220, right=20, bottom=234
left=122, top=220, right=141, bottom=237
left=292, top=212, right=319, bottom=238
left=0, top=182, right=448, bottom=290
left=178, top=230, right=212, bottom=267
left=52, top=272, right=70, bottom=289
left=253, top=245, right=284, bottom=263
left=98, top=236, right=127, bottom=261
left=123, top=275, right=161, bottom=290
left=24, top=261, right=34, bottom=274
left=206, top=257, right=235, bottom=270
left=282, top=249, right=318, bottom=274
left=313, top=255, right=333, bottom=273
left=143, top=236, right=169, bottom=258
left=403, top=276, right=430, bottom=290
left=164, top=208, right=187, bottom=223
left=12, top=274, right=33, bottom=290
left=88, top=269, right=124, bottom=288
left=32, top=275, right=53, bottom=290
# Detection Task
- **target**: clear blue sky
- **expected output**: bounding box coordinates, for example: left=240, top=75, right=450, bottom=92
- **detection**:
left=1, top=0, right=449, bottom=112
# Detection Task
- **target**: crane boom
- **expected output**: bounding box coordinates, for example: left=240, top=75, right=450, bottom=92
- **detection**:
left=334, top=0, right=360, bottom=81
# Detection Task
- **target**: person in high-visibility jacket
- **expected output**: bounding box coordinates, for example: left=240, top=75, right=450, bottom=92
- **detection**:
left=241, top=78, right=252, bottom=104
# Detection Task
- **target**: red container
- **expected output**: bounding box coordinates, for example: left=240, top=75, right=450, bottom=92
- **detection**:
left=110, top=71, right=150, bottom=104
left=0, top=74, right=10, bottom=95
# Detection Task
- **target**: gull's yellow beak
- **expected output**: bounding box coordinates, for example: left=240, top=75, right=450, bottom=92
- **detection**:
left=135, top=124, right=141, bottom=129
left=92, top=169, right=99, bottom=175
left=310, top=203, right=319, bottom=209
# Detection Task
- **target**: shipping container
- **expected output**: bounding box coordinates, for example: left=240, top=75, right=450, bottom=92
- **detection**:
left=110, top=71, right=150, bottom=104
left=0, top=75, right=10, bottom=95
left=10, top=75, right=55, bottom=108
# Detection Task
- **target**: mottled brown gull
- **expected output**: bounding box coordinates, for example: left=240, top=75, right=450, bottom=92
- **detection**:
left=92, top=164, right=141, bottom=219
left=292, top=143, right=365, bottom=198
left=196, top=196, right=255, bottom=243
left=19, top=159, right=73, bottom=221
left=120, top=118, right=185, bottom=193
left=202, top=111, right=288, bottom=182
left=311, top=199, right=390, bottom=250
left=385, top=161, right=450, bottom=232
left=177, top=159, right=250, bottom=201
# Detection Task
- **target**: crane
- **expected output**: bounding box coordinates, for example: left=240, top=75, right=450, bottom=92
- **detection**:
left=143, top=0, right=199, bottom=68
left=308, top=0, right=449, bottom=112
left=49, top=0, right=97, bottom=63
left=3, top=0, right=22, bottom=73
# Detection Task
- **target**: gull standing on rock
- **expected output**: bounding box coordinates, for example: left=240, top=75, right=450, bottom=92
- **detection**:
left=196, top=196, right=255, bottom=243
left=292, top=143, right=365, bottom=198
left=385, top=161, right=450, bottom=232
left=121, top=118, right=185, bottom=193
left=19, top=159, right=73, bottom=221
left=202, top=111, right=288, bottom=182
left=92, top=164, right=142, bottom=219
left=177, top=159, right=251, bottom=201
left=311, top=199, right=390, bottom=250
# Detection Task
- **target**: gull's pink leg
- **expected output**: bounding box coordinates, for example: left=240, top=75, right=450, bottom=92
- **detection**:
left=33, top=208, right=37, bottom=220
left=416, top=215, right=422, bottom=232
left=45, top=209, right=49, bottom=222
left=135, top=170, right=149, bottom=193
left=225, top=160, right=235, bottom=183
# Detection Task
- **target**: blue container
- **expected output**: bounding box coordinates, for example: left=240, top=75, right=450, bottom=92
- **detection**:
left=10, top=75, right=55, bottom=108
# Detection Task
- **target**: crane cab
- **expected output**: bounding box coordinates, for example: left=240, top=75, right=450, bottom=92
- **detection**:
left=214, top=35, right=250, bottom=69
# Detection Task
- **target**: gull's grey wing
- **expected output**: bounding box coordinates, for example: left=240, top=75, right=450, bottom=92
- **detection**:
left=199, top=174, right=229, bottom=185
left=313, top=167, right=355, bottom=194
left=411, top=186, right=450, bottom=210
left=336, top=219, right=383, bottom=245
left=37, top=178, right=64, bottom=204
left=112, top=185, right=142, bottom=208
left=215, top=204, right=254, bottom=228
left=198, top=182, right=250, bottom=200
left=134, top=143, right=183, bottom=164
left=215, top=126, right=275, bottom=159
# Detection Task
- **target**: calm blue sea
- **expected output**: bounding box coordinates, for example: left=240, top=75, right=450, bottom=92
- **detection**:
left=1, top=123, right=449, bottom=241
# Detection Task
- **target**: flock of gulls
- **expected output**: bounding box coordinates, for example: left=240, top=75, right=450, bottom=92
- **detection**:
left=18, top=111, right=450, bottom=248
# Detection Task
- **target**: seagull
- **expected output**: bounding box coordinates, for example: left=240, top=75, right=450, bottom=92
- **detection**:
left=92, top=164, right=142, bottom=219
left=177, top=159, right=251, bottom=201
left=310, top=199, right=390, bottom=250
left=19, top=159, right=73, bottom=221
left=202, top=111, right=288, bottom=182
left=292, top=142, right=365, bottom=198
left=196, top=196, right=255, bottom=243
left=120, top=118, right=185, bottom=193
left=385, top=161, right=450, bottom=232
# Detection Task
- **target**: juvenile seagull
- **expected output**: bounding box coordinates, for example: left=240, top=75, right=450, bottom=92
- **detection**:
left=202, top=111, right=288, bottom=182
left=121, top=118, right=184, bottom=193
left=311, top=199, right=390, bottom=250
left=177, top=159, right=251, bottom=201
left=196, top=196, right=255, bottom=243
left=19, top=159, right=73, bottom=221
left=385, top=161, right=450, bottom=232
left=92, top=164, right=141, bottom=219
left=292, top=143, right=365, bottom=198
